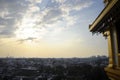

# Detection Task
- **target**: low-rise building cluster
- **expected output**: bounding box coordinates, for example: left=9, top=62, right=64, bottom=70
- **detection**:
left=0, top=56, right=109, bottom=80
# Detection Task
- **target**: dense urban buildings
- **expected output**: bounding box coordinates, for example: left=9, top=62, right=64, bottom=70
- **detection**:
left=0, top=56, right=108, bottom=80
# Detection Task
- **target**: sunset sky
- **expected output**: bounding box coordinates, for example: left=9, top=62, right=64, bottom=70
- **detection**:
left=0, top=0, right=108, bottom=58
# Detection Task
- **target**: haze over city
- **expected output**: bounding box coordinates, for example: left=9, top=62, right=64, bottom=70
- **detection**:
left=0, top=0, right=108, bottom=58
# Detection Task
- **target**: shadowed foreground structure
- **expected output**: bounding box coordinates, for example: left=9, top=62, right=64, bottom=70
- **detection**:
left=89, top=0, right=120, bottom=80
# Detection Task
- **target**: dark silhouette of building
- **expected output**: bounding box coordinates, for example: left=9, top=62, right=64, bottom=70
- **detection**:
left=89, top=0, right=120, bottom=80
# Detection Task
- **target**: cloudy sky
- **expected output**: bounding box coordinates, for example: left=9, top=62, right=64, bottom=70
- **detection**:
left=0, top=0, right=108, bottom=58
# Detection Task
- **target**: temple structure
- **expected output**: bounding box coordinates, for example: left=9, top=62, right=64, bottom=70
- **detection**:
left=89, top=0, right=120, bottom=80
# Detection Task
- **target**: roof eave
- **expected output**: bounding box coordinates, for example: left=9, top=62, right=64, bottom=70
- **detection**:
left=89, top=0, right=118, bottom=32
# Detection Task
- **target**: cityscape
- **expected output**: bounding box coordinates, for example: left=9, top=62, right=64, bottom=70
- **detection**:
left=0, top=56, right=109, bottom=80
left=0, top=0, right=120, bottom=80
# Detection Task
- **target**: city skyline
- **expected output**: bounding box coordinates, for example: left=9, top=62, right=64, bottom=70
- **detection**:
left=0, top=0, right=108, bottom=58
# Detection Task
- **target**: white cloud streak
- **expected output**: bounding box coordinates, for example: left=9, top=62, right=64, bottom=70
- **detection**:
left=0, top=0, right=93, bottom=42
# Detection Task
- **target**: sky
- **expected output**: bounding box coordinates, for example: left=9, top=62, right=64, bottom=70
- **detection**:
left=0, top=0, right=108, bottom=58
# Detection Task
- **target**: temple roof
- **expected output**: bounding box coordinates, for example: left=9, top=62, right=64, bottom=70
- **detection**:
left=89, top=0, right=119, bottom=33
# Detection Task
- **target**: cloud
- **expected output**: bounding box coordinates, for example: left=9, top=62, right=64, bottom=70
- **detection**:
left=0, top=0, right=93, bottom=41
left=54, top=0, right=93, bottom=14
left=54, top=0, right=65, bottom=3
left=0, top=0, right=30, bottom=38
left=17, top=37, right=37, bottom=44
left=28, top=0, right=42, bottom=3
left=42, top=8, right=62, bottom=23
left=0, top=17, right=17, bottom=37
left=40, top=0, right=93, bottom=27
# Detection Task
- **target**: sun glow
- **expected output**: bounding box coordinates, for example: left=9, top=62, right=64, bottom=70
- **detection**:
left=16, top=27, right=38, bottom=39
left=15, top=17, right=40, bottom=40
